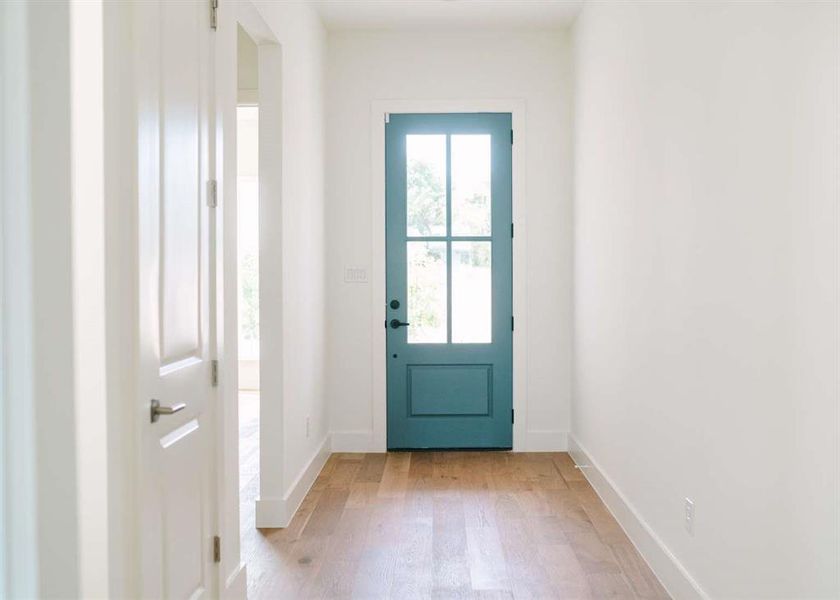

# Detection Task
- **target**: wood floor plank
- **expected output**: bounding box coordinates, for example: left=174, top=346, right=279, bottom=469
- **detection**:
left=327, top=457, right=364, bottom=489
left=610, top=542, right=671, bottom=599
left=466, top=524, right=511, bottom=592
left=432, top=497, right=472, bottom=598
left=585, top=573, right=637, bottom=599
left=522, top=456, right=570, bottom=490
left=378, top=452, right=411, bottom=499
left=408, top=451, right=434, bottom=479
left=346, top=481, right=380, bottom=508
left=567, top=531, right=624, bottom=575
left=537, top=542, right=592, bottom=599
left=462, top=489, right=497, bottom=530
left=581, top=501, right=632, bottom=545
left=240, top=448, right=671, bottom=600
left=527, top=515, right=569, bottom=545
left=389, top=517, right=434, bottom=599
left=356, top=452, right=388, bottom=483
left=553, top=452, right=586, bottom=483
left=301, top=488, right=350, bottom=538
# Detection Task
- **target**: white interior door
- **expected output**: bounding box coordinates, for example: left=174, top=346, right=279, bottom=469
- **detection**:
left=136, top=1, right=216, bottom=598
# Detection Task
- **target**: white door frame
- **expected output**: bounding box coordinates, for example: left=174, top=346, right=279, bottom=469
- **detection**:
left=369, top=99, right=529, bottom=452
left=237, top=0, right=291, bottom=529
left=216, top=0, right=287, bottom=576
left=206, top=0, right=286, bottom=591
left=214, top=1, right=246, bottom=595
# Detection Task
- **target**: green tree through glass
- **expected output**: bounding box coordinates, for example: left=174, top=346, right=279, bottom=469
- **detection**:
left=407, top=159, right=445, bottom=236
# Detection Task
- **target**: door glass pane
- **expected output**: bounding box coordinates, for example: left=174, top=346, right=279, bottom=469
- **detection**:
left=452, top=242, right=492, bottom=343
left=451, top=135, right=491, bottom=236
left=406, top=135, right=446, bottom=236
left=407, top=242, right=448, bottom=343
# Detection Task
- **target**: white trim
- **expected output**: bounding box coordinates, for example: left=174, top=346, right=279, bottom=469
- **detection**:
left=217, top=0, right=246, bottom=591
left=102, top=2, right=140, bottom=594
left=218, top=2, right=282, bottom=593
left=256, top=434, right=331, bottom=527
left=254, top=38, right=285, bottom=522
left=253, top=497, right=285, bottom=527
left=331, top=430, right=377, bottom=453
left=221, top=562, right=247, bottom=600
left=568, top=435, right=709, bottom=600
left=70, top=4, right=109, bottom=595
left=236, top=1, right=276, bottom=46
left=331, top=430, right=565, bottom=453
left=369, top=98, right=529, bottom=451
left=523, top=430, right=568, bottom=452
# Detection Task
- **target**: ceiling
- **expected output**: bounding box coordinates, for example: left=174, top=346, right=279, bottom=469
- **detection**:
left=309, top=0, right=584, bottom=31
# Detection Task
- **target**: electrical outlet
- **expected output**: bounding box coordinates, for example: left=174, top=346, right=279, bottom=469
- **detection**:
left=684, top=498, right=695, bottom=535
left=306, top=416, right=310, bottom=438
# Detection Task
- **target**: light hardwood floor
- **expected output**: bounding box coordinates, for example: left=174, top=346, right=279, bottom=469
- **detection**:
left=239, top=402, right=669, bottom=599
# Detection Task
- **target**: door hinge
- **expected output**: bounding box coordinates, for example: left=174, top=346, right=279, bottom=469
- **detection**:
left=384, top=112, right=390, bottom=124
left=511, top=129, right=514, bottom=145
left=207, top=179, right=218, bottom=207
left=511, top=409, right=515, bottom=424
left=211, top=359, right=219, bottom=387
left=213, top=535, right=221, bottom=562
left=210, top=0, right=218, bottom=31
left=511, top=316, right=515, bottom=331
left=511, top=223, right=514, bottom=238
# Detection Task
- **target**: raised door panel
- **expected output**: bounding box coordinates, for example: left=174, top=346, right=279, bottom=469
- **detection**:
left=160, top=0, right=202, bottom=366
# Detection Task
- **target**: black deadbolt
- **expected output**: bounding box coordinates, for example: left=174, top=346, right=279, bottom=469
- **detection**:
left=389, top=299, right=400, bottom=309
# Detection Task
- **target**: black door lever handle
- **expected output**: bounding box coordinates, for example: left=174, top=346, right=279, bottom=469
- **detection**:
left=389, top=319, right=410, bottom=329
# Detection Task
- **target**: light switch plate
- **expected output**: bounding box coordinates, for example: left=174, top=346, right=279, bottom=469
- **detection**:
left=344, top=267, right=368, bottom=283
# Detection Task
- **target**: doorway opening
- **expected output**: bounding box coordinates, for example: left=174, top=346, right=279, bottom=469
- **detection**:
left=236, top=24, right=260, bottom=553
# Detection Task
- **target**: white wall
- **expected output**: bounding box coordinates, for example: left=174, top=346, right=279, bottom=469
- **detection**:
left=326, top=30, right=574, bottom=451
left=572, top=2, right=839, bottom=598
left=250, top=0, right=330, bottom=525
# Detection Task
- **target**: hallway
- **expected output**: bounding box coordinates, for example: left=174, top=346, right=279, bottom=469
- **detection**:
left=242, top=450, right=668, bottom=599
left=3, top=1, right=838, bottom=598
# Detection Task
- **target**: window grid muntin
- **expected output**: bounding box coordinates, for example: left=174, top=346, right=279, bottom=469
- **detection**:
left=405, top=132, right=493, bottom=344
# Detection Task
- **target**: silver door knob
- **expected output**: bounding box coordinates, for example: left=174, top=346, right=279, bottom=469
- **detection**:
left=150, top=399, right=186, bottom=423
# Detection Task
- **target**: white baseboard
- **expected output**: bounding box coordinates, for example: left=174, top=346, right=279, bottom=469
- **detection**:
left=332, top=430, right=568, bottom=452
left=221, top=562, right=247, bottom=599
left=254, top=496, right=285, bottom=527
left=522, top=429, right=568, bottom=451
left=331, top=430, right=380, bottom=452
left=568, top=435, right=708, bottom=600
left=255, top=434, right=332, bottom=527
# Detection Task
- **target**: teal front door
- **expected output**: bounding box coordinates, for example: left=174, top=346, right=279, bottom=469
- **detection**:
left=386, top=113, right=513, bottom=449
